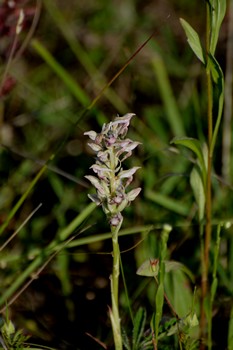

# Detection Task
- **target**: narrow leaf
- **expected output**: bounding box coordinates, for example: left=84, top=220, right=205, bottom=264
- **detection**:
left=132, top=308, right=147, bottom=350
left=209, top=0, right=227, bottom=54
left=145, top=190, right=189, bottom=216
left=208, top=54, right=224, bottom=155
left=121, top=328, right=131, bottom=350
left=180, top=18, right=205, bottom=64
left=190, top=165, right=205, bottom=222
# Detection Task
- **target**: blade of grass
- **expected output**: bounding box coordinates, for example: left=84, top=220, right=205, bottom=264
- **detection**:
left=0, top=163, right=48, bottom=237
left=31, top=39, right=90, bottom=106
left=151, top=55, right=185, bottom=136
left=0, top=203, right=42, bottom=251
left=145, top=190, right=189, bottom=216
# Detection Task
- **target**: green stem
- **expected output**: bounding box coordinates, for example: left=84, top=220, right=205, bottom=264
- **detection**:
left=110, top=223, right=122, bottom=350
left=200, top=2, right=213, bottom=345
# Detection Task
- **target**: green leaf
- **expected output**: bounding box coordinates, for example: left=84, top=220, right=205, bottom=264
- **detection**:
left=208, top=54, right=224, bottom=155
left=158, top=312, right=198, bottom=339
left=132, top=308, right=147, bottom=350
left=180, top=18, right=205, bottom=64
left=210, top=277, right=218, bottom=303
left=208, top=0, right=227, bottom=54
left=164, top=269, right=193, bottom=318
left=171, top=137, right=207, bottom=186
left=122, top=328, right=131, bottom=350
left=145, top=190, right=189, bottom=216
left=190, top=165, right=206, bottom=222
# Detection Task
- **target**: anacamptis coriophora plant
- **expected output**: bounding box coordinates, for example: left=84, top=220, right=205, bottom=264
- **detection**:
left=84, top=113, right=141, bottom=350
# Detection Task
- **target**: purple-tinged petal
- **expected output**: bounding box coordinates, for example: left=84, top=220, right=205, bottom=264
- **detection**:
left=91, top=164, right=112, bottom=179
left=116, top=139, right=140, bottom=150
left=110, top=192, right=125, bottom=205
left=111, top=113, right=135, bottom=136
left=112, top=113, right=135, bottom=127
left=97, top=150, right=109, bottom=163
left=105, top=135, right=117, bottom=147
left=109, top=213, right=123, bottom=227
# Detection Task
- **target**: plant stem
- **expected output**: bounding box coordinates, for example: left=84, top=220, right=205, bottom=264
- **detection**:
left=200, top=3, right=213, bottom=345
left=110, top=223, right=122, bottom=350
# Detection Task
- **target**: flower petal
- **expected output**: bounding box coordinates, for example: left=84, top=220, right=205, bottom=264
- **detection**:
left=85, top=175, right=106, bottom=195
left=127, top=187, right=141, bottom=201
left=118, top=167, right=141, bottom=179
left=87, top=194, right=101, bottom=205
left=109, top=213, right=123, bottom=227
left=87, top=143, right=102, bottom=152
left=111, top=113, right=135, bottom=136
left=84, top=130, right=97, bottom=140
left=97, top=150, right=109, bottom=163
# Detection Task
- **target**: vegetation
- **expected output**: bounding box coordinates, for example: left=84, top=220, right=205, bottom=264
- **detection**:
left=0, top=1, right=232, bottom=349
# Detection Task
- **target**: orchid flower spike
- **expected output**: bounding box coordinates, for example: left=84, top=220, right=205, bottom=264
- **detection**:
left=84, top=113, right=141, bottom=226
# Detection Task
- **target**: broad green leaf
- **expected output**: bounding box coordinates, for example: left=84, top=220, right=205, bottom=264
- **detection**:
left=170, top=137, right=207, bottom=186
left=208, top=54, right=224, bottom=155
left=164, top=269, right=194, bottom=318
left=190, top=165, right=205, bottom=222
left=208, top=0, right=227, bottom=54
left=180, top=18, right=205, bottom=64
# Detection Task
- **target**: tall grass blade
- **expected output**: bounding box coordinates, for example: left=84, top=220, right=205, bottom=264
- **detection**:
left=31, top=39, right=90, bottom=106
left=151, top=55, right=185, bottom=136
left=0, top=164, right=47, bottom=237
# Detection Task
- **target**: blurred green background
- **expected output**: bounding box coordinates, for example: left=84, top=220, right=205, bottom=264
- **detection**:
left=0, top=1, right=231, bottom=349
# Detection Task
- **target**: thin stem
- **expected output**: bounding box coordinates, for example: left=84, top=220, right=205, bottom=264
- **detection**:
left=200, top=2, right=213, bottom=345
left=110, top=222, right=123, bottom=350
left=112, top=227, right=120, bottom=308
